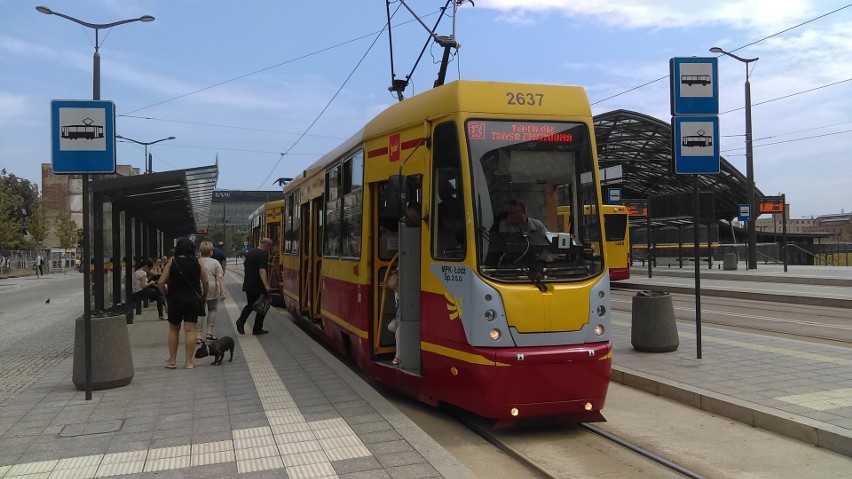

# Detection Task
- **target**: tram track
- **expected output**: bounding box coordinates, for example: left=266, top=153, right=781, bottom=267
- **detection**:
left=452, top=409, right=709, bottom=479
left=325, top=333, right=706, bottom=479
left=269, top=289, right=851, bottom=478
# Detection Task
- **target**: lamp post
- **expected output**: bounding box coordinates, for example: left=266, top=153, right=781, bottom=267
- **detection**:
left=37, top=5, right=154, bottom=400
left=710, top=47, right=759, bottom=270
left=116, top=135, right=176, bottom=174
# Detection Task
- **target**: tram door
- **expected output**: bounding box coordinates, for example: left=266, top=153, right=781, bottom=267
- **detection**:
left=310, top=197, right=324, bottom=322
left=299, top=202, right=311, bottom=318
left=373, top=181, right=398, bottom=357
left=371, top=177, right=422, bottom=370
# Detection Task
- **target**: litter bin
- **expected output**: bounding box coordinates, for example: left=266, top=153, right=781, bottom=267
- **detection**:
left=723, top=253, right=738, bottom=270
left=631, top=290, right=679, bottom=352
left=72, top=308, right=134, bottom=391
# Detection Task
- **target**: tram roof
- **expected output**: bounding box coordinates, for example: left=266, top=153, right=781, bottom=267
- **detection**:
left=285, top=100, right=762, bottom=226
left=594, top=109, right=764, bottom=223
left=93, top=165, right=218, bottom=235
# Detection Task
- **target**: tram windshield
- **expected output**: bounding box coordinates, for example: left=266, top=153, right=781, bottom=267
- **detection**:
left=467, top=119, right=604, bottom=284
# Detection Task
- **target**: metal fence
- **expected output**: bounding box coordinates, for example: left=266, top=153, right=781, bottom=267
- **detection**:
left=0, top=250, right=41, bottom=277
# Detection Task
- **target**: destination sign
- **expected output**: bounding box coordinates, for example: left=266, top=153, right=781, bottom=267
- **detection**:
left=759, top=196, right=785, bottom=214
left=467, top=121, right=574, bottom=143
left=621, top=199, right=648, bottom=218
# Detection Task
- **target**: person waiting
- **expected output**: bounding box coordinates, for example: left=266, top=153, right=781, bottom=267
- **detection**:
left=132, top=259, right=166, bottom=320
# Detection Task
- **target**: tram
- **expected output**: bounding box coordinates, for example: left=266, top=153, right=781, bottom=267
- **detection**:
left=248, top=199, right=285, bottom=304
left=602, top=205, right=630, bottom=280
left=269, top=80, right=612, bottom=422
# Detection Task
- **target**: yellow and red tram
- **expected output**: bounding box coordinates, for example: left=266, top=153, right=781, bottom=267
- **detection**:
left=603, top=204, right=630, bottom=281
left=248, top=199, right=286, bottom=304
left=268, top=80, right=612, bottom=422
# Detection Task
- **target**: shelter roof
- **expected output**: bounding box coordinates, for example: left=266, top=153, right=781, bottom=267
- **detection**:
left=594, top=109, right=763, bottom=223
left=92, top=165, right=218, bottom=235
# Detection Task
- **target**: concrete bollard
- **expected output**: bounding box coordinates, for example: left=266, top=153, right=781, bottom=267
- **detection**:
left=73, top=313, right=134, bottom=390
left=631, top=290, right=679, bottom=352
left=723, top=253, right=738, bottom=270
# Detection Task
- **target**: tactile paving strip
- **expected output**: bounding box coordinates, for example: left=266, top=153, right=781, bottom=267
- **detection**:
left=776, top=388, right=852, bottom=411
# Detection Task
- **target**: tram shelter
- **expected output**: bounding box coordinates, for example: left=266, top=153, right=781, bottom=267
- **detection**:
left=89, top=165, right=218, bottom=314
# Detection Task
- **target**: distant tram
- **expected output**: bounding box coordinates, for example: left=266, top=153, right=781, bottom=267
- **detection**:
left=257, top=80, right=613, bottom=423
left=602, top=205, right=630, bottom=281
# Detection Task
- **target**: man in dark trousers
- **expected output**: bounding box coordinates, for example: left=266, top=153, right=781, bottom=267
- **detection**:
left=236, top=238, right=273, bottom=335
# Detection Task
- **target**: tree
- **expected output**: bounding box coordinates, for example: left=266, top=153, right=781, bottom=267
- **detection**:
left=54, top=208, right=81, bottom=274
left=27, top=196, right=49, bottom=249
left=0, top=169, right=40, bottom=250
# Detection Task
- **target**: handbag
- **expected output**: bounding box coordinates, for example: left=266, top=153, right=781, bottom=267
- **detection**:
left=173, top=257, right=207, bottom=317
left=252, top=294, right=271, bottom=314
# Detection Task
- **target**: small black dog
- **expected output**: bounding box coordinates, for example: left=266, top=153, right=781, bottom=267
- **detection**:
left=194, top=336, right=235, bottom=365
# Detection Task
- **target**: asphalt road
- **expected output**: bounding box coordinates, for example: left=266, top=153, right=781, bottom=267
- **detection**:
left=0, top=272, right=83, bottom=405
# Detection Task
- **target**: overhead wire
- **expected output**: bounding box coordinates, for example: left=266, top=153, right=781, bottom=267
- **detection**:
left=123, top=12, right=437, bottom=115
left=721, top=128, right=852, bottom=154
left=721, top=77, right=852, bottom=114
left=590, top=3, right=852, bottom=107
left=255, top=17, right=391, bottom=188
left=119, top=114, right=344, bottom=140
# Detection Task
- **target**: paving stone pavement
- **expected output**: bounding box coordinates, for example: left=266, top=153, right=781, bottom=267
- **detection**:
left=0, top=272, right=473, bottom=478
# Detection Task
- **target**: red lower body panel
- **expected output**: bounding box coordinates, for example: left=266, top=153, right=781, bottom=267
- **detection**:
left=366, top=340, right=612, bottom=421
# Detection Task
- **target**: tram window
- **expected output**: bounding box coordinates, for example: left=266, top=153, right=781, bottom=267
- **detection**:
left=291, top=191, right=300, bottom=254
left=342, top=190, right=362, bottom=259
left=432, top=122, right=466, bottom=260
left=325, top=151, right=364, bottom=260
left=325, top=165, right=343, bottom=258
left=284, top=195, right=294, bottom=254
left=344, top=150, right=364, bottom=192
left=342, top=151, right=364, bottom=260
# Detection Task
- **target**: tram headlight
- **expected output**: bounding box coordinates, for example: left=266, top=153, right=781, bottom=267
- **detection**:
left=484, top=309, right=496, bottom=321
left=596, top=305, right=606, bottom=317
left=598, top=290, right=605, bottom=298
left=489, top=328, right=502, bottom=341
left=594, top=324, right=605, bottom=336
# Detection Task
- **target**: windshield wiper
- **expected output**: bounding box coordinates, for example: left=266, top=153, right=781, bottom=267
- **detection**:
left=521, top=266, right=548, bottom=292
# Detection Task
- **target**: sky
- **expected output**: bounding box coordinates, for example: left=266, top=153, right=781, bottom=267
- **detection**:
left=1, top=0, right=851, bottom=219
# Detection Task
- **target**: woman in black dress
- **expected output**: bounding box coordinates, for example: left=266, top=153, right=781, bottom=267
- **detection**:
left=158, top=238, right=209, bottom=369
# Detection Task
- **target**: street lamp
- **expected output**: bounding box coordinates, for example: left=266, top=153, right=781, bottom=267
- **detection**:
left=36, top=6, right=154, bottom=100
left=710, top=46, right=759, bottom=270
left=116, top=135, right=176, bottom=174
left=37, top=5, right=154, bottom=400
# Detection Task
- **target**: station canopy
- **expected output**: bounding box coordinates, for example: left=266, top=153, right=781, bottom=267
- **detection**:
left=594, top=110, right=763, bottom=223
left=92, top=165, right=218, bottom=235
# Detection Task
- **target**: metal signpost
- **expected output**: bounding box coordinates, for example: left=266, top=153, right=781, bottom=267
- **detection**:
left=759, top=195, right=787, bottom=271
left=39, top=5, right=154, bottom=400
left=670, top=56, right=719, bottom=359
left=621, top=199, right=650, bottom=278
left=50, top=100, right=116, bottom=399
